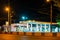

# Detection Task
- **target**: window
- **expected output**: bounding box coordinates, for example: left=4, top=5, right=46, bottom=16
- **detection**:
left=32, top=24, right=36, bottom=27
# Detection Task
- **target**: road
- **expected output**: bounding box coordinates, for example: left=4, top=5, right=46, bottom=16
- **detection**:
left=0, top=34, right=60, bottom=40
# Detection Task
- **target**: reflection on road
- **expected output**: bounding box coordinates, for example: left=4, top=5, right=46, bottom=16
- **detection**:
left=0, top=34, right=60, bottom=40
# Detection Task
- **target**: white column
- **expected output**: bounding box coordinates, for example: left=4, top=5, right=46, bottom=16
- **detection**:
left=27, top=23, right=28, bottom=29
left=40, top=24, right=42, bottom=32
left=31, top=24, right=32, bottom=32
left=36, top=24, right=38, bottom=32
left=27, top=23, right=29, bottom=32
left=18, top=25, right=20, bottom=32
left=45, top=24, right=46, bottom=32
left=49, top=24, right=50, bottom=32
left=19, top=25, right=20, bottom=32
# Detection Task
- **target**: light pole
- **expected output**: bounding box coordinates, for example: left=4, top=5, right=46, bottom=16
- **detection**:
left=46, top=0, right=52, bottom=32
left=46, top=0, right=56, bottom=37
left=5, top=7, right=10, bottom=25
left=5, top=7, right=11, bottom=32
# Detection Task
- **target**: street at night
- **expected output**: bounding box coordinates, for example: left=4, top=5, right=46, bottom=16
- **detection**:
left=0, top=34, right=60, bottom=40
left=0, top=0, right=60, bottom=40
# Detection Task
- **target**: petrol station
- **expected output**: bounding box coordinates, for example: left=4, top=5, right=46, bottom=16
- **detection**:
left=9, top=20, right=58, bottom=33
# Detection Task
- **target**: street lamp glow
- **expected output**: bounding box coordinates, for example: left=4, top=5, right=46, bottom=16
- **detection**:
left=46, top=0, right=50, bottom=2
left=22, top=16, right=28, bottom=21
left=5, top=7, right=10, bottom=11
left=22, top=16, right=25, bottom=20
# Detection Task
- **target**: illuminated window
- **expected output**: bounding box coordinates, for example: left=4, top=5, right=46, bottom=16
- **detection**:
left=52, top=24, right=58, bottom=33
left=46, top=24, right=50, bottom=32
left=32, top=24, right=36, bottom=27
left=32, top=24, right=36, bottom=32
left=41, top=24, right=45, bottom=32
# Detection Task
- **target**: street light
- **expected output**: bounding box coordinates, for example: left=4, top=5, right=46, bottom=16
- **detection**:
left=46, top=0, right=50, bottom=2
left=46, top=0, right=53, bottom=33
left=22, top=16, right=25, bottom=20
left=5, top=7, right=10, bottom=25
left=22, top=16, right=28, bottom=21
left=5, top=7, right=10, bottom=11
left=46, top=0, right=57, bottom=36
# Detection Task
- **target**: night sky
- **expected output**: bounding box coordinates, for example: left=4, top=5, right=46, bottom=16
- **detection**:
left=0, top=0, right=59, bottom=25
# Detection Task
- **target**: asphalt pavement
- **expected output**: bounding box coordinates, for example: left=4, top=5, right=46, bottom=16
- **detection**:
left=0, top=34, right=60, bottom=40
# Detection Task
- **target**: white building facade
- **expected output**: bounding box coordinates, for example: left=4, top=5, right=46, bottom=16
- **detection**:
left=9, top=20, right=58, bottom=32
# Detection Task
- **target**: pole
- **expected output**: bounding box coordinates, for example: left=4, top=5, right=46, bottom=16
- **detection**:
left=50, top=3, right=52, bottom=32
left=8, top=0, right=11, bottom=32
left=8, top=10, right=10, bottom=32
left=8, top=0, right=10, bottom=25
left=10, top=13, right=11, bottom=25
left=8, top=11, right=10, bottom=25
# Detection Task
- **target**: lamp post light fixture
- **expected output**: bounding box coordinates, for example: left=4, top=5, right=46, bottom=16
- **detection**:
left=46, top=0, right=52, bottom=28
left=5, top=7, right=10, bottom=25
left=22, top=16, right=25, bottom=20
left=5, top=8, right=9, bottom=11
left=22, top=16, right=28, bottom=21
left=46, top=0, right=50, bottom=2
